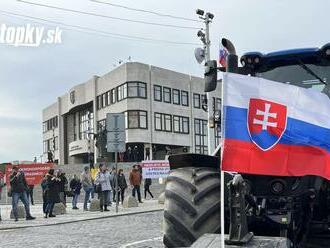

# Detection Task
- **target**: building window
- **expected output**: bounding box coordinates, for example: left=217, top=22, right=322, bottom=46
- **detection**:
left=193, top=93, right=201, bottom=108
left=181, top=91, right=189, bottom=106
left=111, top=89, right=116, bottom=104
left=125, top=110, right=148, bottom=129
left=155, top=113, right=162, bottom=130
left=127, top=82, right=147, bottom=98
left=172, top=89, right=180, bottom=105
left=43, top=116, right=58, bottom=133
left=79, top=110, right=94, bottom=140
left=117, top=84, right=127, bottom=101
left=164, top=114, right=172, bottom=132
left=195, top=119, right=208, bottom=154
left=154, top=85, right=162, bottom=101
left=163, top=87, right=171, bottom=103
left=201, top=94, right=207, bottom=109
left=154, top=113, right=172, bottom=132
left=173, top=115, right=189, bottom=134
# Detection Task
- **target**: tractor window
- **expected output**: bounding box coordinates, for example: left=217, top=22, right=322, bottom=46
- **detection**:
left=257, top=64, right=330, bottom=92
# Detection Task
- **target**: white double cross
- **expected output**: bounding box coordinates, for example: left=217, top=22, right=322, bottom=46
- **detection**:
left=253, top=103, right=278, bottom=130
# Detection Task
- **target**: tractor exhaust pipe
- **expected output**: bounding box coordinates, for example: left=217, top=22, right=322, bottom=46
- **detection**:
left=222, top=38, right=238, bottom=73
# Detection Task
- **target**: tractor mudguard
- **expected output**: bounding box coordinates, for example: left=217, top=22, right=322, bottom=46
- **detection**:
left=168, top=153, right=220, bottom=170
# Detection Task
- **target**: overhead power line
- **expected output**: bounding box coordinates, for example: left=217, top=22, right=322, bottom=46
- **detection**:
left=16, top=0, right=200, bottom=30
left=0, top=10, right=200, bottom=46
left=90, top=0, right=201, bottom=23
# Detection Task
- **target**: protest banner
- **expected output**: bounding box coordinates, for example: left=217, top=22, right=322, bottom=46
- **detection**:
left=141, top=160, right=170, bottom=179
left=5, top=163, right=54, bottom=186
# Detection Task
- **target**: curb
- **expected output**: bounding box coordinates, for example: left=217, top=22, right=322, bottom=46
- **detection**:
left=0, top=208, right=163, bottom=231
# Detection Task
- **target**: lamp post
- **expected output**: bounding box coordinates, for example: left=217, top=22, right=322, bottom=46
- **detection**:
left=196, top=9, right=215, bottom=155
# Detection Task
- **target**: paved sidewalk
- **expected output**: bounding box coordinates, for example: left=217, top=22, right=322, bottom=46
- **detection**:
left=0, top=199, right=163, bottom=230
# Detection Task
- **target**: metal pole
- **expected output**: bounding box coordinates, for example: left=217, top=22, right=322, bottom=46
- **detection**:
left=115, top=152, right=119, bottom=213
left=204, top=15, right=215, bottom=155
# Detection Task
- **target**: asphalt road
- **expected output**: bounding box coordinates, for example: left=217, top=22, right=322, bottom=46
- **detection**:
left=0, top=211, right=164, bottom=248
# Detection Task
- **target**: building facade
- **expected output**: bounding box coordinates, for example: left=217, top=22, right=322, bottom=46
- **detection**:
left=42, top=62, right=222, bottom=165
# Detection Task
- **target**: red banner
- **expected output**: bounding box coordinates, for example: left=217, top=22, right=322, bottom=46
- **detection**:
left=5, top=163, right=54, bottom=186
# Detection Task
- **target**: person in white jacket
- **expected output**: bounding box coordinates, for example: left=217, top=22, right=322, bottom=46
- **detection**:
left=95, top=164, right=111, bottom=212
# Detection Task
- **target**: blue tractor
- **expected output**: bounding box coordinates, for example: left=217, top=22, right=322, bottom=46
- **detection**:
left=163, top=39, right=330, bottom=248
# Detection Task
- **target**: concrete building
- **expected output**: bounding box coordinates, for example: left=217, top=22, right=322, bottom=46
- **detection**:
left=42, top=62, right=222, bottom=165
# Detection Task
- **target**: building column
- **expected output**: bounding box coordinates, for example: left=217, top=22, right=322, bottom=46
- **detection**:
left=93, top=75, right=99, bottom=165
left=148, top=65, right=153, bottom=160
left=57, top=97, right=65, bottom=165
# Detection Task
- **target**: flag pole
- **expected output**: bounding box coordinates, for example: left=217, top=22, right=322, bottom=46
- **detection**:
left=220, top=72, right=226, bottom=248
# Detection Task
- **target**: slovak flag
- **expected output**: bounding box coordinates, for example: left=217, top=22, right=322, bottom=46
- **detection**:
left=221, top=73, right=330, bottom=179
left=219, top=46, right=228, bottom=67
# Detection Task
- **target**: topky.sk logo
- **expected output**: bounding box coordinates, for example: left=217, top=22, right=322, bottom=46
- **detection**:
left=0, top=24, right=62, bottom=47
left=247, top=98, right=287, bottom=151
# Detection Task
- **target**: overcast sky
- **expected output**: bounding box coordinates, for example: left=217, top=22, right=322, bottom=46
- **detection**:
left=0, top=0, right=329, bottom=162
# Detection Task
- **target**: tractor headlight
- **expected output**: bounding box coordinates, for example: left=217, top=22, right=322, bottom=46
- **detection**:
left=270, top=180, right=285, bottom=195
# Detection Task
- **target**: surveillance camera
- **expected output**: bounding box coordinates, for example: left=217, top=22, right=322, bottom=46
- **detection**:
left=206, top=12, right=214, bottom=20
left=197, top=30, right=205, bottom=37
left=196, top=9, right=204, bottom=16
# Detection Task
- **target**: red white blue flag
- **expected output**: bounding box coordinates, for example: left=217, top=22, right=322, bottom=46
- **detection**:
left=222, top=73, right=330, bottom=179
left=218, top=46, right=228, bottom=67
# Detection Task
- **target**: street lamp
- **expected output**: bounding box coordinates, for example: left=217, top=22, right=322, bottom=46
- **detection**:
left=195, top=9, right=216, bottom=155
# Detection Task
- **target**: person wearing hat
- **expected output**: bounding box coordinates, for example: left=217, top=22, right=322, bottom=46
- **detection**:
left=81, top=165, right=93, bottom=211
left=9, top=165, right=36, bottom=221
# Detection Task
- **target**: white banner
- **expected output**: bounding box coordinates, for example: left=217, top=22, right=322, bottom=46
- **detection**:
left=141, top=160, right=170, bottom=179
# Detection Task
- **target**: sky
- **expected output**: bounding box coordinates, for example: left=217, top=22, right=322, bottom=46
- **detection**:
left=0, top=0, right=329, bottom=162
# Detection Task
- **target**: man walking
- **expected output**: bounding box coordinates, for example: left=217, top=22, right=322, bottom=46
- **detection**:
left=129, top=165, right=143, bottom=203
left=81, top=166, right=93, bottom=211
left=10, top=165, right=36, bottom=221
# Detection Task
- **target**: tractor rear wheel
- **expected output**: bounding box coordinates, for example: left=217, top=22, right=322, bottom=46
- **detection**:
left=163, top=167, right=221, bottom=247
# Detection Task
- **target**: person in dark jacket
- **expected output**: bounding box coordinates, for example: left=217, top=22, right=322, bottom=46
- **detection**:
left=27, top=185, right=34, bottom=205
left=57, top=170, right=68, bottom=207
left=117, top=169, right=127, bottom=204
left=144, top=178, right=154, bottom=199
left=70, top=175, right=82, bottom=210
left=44, top=169, right=61, bottom=218
left=10, top=165, right=36, bottom=221
left=41, top=174, right=48, bottom=214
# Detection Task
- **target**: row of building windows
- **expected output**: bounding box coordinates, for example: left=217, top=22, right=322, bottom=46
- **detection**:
left=96, top=114, right=219, bottom=155
left=42, top=116, right=58, bottom=133
left=97, top=110, right=148, bottom=132
left=43, top=137, right=58, bottom=153
left=154, top=113, right=189, bottom=134
left=97, top=82, right=147, bottom=110
left=154, top=85, right=189, bottom=106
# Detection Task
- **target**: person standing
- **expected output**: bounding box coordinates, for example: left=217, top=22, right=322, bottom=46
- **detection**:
left=41, top=174, right=48, bottom=214
left=129, top=165, right=143, bottom=203
left=27, top=185, right=34, bottom=205
left=110, top=167, right=117, bottom=202
left=144, top=178, right=154, bottom=199
left=44, top=169, right=60, bottom=218
left=95, top=164, right=111, bottom=212
left=117, top=169, right=127, bottom=204
left=0, top=175, right=4, bottom=221
left=9, top=165, right=36, bottom=221
left=70, top=175, right=81, bottom=210
left=57, top=170, right=68, bottom=207
left=81, top=166, right=93, bottom=211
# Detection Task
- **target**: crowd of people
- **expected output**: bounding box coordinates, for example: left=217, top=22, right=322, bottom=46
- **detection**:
left=3, top=163, right=154, bottom=221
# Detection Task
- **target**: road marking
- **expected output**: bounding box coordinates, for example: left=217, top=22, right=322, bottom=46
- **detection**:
left=120, top=236, right=162, bottom=248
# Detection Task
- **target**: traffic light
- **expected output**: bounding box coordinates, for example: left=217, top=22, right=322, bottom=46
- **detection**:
left=204, top=60, right=218, bottom=92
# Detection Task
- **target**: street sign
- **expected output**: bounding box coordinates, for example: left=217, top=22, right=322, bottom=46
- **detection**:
left=106, top=113, right=126, bottom=152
